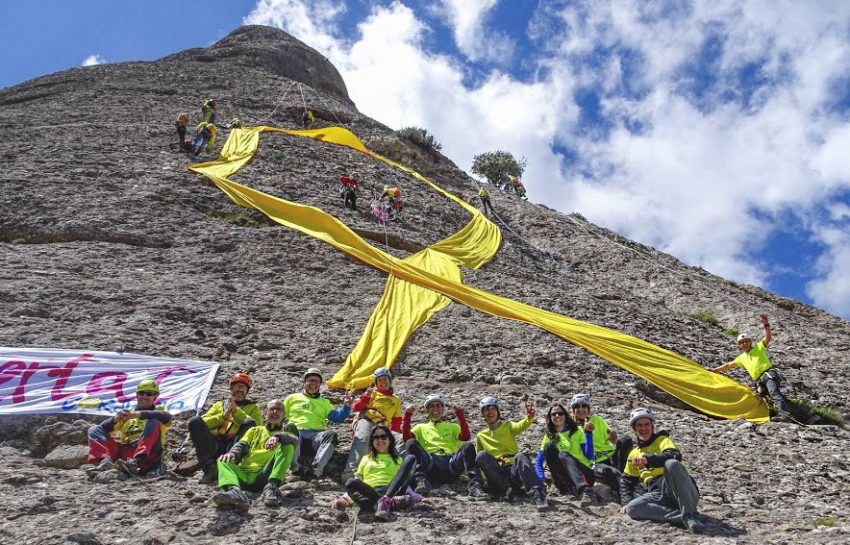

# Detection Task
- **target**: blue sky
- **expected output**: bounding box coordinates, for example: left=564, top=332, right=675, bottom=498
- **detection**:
left=3, top=1, right=850, bottom=320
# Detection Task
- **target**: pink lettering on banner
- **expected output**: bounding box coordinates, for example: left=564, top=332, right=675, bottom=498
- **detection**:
left=87, top=372, right=131, bottom=403
left=50, top=354, right=91, bottom=400
left=0, top=361, right=27, bottom=402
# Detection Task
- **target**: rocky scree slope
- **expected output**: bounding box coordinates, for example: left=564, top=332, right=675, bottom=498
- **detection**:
left=0, top=25, right=848, bottom=545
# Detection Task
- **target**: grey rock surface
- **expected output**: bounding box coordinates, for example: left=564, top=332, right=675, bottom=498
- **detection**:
left=43, top=444, right=89, bottom=469
left=0, top=25, right=848, bottom=545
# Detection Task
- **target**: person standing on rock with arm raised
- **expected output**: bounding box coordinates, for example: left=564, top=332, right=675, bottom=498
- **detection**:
left=402, top=394, right=486, bottom=498
left=188, top=372, right=262, bottom=484
left=212, top=399, right=299, bottom=511
left=344, top=368, right=403, bottom=480
left=618, top=408, right=703, bottom=533
left=86, top=379, right=172, bottom=477
left=285, top=367, right=353, bottom=481
left=475, top=396, right=548, bottom=509
left=709, top=313, right=812, bottom=423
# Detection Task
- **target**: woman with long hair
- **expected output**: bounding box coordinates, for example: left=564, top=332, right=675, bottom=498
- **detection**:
left=341, top=424, right=425, bottom=520
left=535, top=403, right=596, bottom=506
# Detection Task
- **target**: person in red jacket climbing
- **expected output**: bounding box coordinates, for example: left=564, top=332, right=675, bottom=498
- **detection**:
left=344, top=368, right=403, bottom=479
left=339, top=172, right=359, bottom=210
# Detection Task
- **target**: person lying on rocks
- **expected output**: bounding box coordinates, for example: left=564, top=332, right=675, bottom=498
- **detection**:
left=569, top=393, right=633, bottom=501
left=618, top=408, right=704, bottom=533
left=285, top=367, right=352, bottom=481
left=86, top=379, right=172, bottom=477
left=189, top=372, right=262, bottom=484
left=336, top=424, right=429, bottom=521
left=402, top=394, right=486, bottom=498
left=709, top=313, right=812, bottom=423
left=344, top=368, right=403, bottom=480
left=475, top=396, right=548, bottom=510
left=212, top=399, right=298, bottom=511
left=535, top=402, right=595, bottom=506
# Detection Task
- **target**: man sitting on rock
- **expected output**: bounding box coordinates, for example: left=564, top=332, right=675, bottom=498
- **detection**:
left=402, top=394, right=486, bottom=498
left=86, top=379, right=172, bottom=477
left=213, top=399, right=298, bottom=510
left=285, top=367, right=352, bottom=481
left=618, top=408, right=703, bottom=533
left=189, top=372, right=262, bottom=484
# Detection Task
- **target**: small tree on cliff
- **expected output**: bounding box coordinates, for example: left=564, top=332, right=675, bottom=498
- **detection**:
left=471, top=150, right=527, bottom=185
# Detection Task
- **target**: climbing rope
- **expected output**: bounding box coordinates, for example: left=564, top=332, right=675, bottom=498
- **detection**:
left=257, top=81, right=297, bottom=126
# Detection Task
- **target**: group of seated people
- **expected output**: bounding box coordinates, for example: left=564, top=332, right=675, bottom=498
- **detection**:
left=84, top=366, right=705, bottom=532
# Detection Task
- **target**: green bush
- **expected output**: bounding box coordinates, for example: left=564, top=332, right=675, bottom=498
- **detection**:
left=471, top=150, right=527, bottom=185
left=723, top=328, right=739, bottom=337
left=689, top=311, right=719, bottom=327
left=395, top=126, right=442, bottom=153
left=813, top=517, right=837, bottom=528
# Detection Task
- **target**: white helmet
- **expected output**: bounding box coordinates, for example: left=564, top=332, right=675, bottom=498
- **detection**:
left=424, top=394, right=445, bottom=410
left=479, top=396, right=500, bottom=413
left=629, top=407, right=656, bottom=428
left=570, top=393, right=592, bottom=409
left=737, top=333, right=752, bottom=343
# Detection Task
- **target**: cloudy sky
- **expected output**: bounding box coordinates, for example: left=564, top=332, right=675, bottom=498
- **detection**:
left=3, top=1, right=850, bottom=319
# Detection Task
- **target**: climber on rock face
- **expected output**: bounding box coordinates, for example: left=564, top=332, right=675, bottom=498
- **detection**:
left=284, top=367, right=353, bottom=481
left=402, top=394, right=486, bottom=499
left=212, top=399, right=298, bottom=510
left=344, top=368, right=403, bottom=480
left=302, top=110, right=315, bottom=129
left=512, top=178, right=527, bottom=200
left=188, top=373, right=262, bottom=485
left=175, top=113, right=191, bottom=151
left=618, top=408, right=703, bottom=533
left=86, top=380, right=172, bottom=478
left=478, top=187, right=496, bottom=216
left=339, top=173, right=359, bottom=210
left=202, top=99, right=217, bottom=125
left=191, top=122, right=217, bottom=156
left=379, top=185, right=403, bottom=219
left=475, top=396, right=548, bottom=510
left=709, top=314, right=812, bottom=423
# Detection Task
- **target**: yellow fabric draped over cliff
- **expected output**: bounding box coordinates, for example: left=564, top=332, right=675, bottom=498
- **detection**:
left=190, top=126, right=768, bottom=422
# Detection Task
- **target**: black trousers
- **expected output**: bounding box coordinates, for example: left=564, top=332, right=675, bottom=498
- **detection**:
left=476, top=451, right=542, bottom=497
left=543, top=442, right=594, bottom=496
left=405, top=439, right=483, bottom=491
left=188, top=416, right=255, bottom=471
left=345, top=454, right=417, bottom=510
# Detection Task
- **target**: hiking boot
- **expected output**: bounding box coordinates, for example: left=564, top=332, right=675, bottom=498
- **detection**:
left=468, top=487, right=490, bottom=500
left=87, top=458, right=115, bottom=473
left=683, top=513, right=705, bottom=534
left=213, top=487, right=250, bottom=512
left=530, top=488, right=549, bottom=511
left=390, top=494, right=413, bottom=509
left=413, top=477, right=432, bottom=496
left=331, top=493, right=354, bottom=510
left=262, top=483, right=280, bottom=507
left=117, top=458, right=141, bottom=476
left=374, top=495, right=395, bottom=522
left=579, top=487, right=595, bottom=507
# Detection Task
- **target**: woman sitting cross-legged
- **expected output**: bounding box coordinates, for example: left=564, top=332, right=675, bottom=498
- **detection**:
left=339, top=424, right=431, bottom=521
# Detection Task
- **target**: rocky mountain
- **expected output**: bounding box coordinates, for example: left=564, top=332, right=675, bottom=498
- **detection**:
left=1, top=25, right=848, bottom=545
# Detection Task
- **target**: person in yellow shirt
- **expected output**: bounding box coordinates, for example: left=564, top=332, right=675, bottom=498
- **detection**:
left=475, top=396, right=547, bottom=509
left=478, top=187, right=496, bottom=216
left=536, top=402, right=595, bottom=506
left=618, top=408, right=703, bottom=533
left=344, top=368, right=403, bottom=478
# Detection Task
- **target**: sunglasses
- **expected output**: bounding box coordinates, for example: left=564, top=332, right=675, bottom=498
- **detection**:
left=137, top=391, right=157, bottom=397
left=372, top=434, right=390, bottom=440
left=551, top=411, right=566, bottom=416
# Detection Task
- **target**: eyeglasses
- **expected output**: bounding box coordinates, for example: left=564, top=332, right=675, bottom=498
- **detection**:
left=372, top=434, right=390, bottom=440
left=137, top=391, right=157, bottom=397
left=551, top=411, right=565, bottom=417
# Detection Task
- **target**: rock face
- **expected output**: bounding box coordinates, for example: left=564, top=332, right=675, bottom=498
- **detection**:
left=1, top=25, right=849, bottom=545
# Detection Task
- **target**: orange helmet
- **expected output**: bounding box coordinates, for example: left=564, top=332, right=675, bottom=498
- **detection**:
left=229, top=373, right=253, bottom=390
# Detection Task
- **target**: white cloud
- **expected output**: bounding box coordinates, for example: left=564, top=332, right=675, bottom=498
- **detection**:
left=81, top=54, right=105, bottom=67
left=434, top=0, right=514, bottom=63
left=244, top=0, right=850, bottom=318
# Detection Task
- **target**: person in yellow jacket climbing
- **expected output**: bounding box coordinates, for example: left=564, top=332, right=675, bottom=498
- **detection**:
left=402, top=394, right=486, bottom=498
left=86, top=379, right=172, bottom=477
left=478, top=187, right=496, bottom=216
left=202, top=99, right=217, bottom=125
left=302, top=110, right=315, bottom=129
left=285, top=367, right=353, bottom=481
left=345, top=368, right=403, bottom=479
left=340, top=423, right=428, bottom=521
left=475, top=396, right=548, bottom=509
left=191, top=122, right=217, bottom=156
left=212, top=399, right=298, bottom=510
left=189, top=372, right=263, bottom=484
left=379, top=185, right=404, bottom=218
left=709, top=313, right=811, bottom=423
left=618, top=408, right=703, bottom=533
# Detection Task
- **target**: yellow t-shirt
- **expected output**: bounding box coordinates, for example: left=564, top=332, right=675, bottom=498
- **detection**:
left=357, top=452, right=402, bottom=488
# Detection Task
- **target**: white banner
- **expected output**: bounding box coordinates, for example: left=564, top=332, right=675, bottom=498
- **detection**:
left=0, top=347, right=220, bottom=416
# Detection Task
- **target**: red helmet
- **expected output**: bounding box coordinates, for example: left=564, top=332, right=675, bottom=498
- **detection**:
left=229, top=373, right=253, bottom=390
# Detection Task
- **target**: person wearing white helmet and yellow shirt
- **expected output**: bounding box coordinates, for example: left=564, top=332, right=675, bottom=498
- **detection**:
left=475, top=396, right=548, bottom=509
left=618, top=408, right=703, bottom=533
left=402, top=394, right=485, bottom=498
left=86, top=379, right=172, bottom=477
left=344, top=368, right=403, bottom=478
left=285, top=367, right=353, bottom=480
